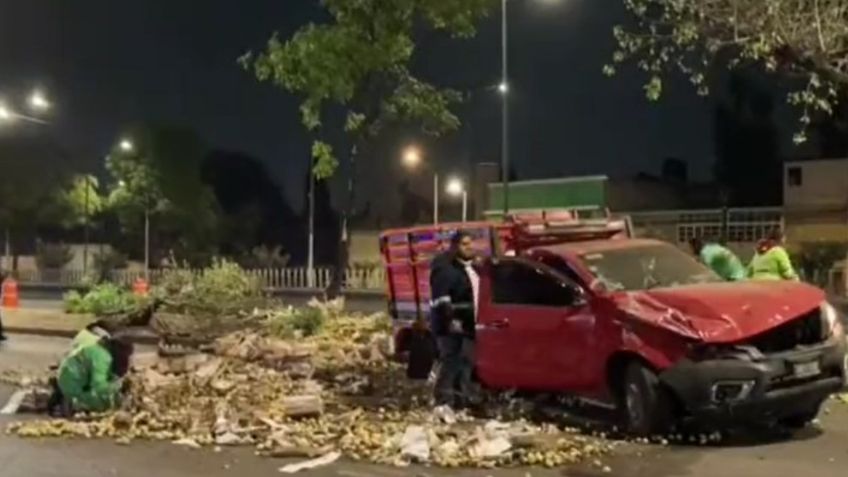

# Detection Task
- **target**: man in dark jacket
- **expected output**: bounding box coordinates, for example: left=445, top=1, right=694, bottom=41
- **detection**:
left=429, top=231, right=479, bottom=408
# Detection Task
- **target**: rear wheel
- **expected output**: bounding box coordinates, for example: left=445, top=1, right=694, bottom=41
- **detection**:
left=622, top=362, right=673, bottom=436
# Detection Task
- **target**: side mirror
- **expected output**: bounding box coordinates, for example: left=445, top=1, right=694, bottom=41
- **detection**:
left=570, top=285, right=588, bottom=307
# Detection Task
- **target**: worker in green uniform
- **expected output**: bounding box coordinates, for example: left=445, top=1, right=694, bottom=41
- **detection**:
left=748, top=229, right=799, bottom=281
left=689, top=237, right=747, bottom=281
left=54, top=337, right=134, bottom=414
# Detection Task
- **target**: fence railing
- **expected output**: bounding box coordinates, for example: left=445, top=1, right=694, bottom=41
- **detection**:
left=9, top=267, right=387, bottom=291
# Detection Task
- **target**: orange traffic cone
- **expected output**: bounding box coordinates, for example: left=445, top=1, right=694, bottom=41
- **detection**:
left=2, top=278, right=19, bottom=309
left=132, top=277, right=149, bottom=297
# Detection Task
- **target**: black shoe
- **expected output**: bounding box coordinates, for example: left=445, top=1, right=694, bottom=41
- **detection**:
left=0, top=334, right=8, bottom=342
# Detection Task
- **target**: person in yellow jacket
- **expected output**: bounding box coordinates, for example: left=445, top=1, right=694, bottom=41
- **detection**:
left=748, top=230, right=799, bottom=281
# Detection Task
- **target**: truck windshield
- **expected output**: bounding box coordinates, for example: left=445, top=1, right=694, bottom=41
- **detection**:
left=580, top=244, right=722, bottom=291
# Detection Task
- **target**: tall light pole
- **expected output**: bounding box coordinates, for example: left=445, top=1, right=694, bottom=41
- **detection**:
left=446, top=177, right=468, bottom=222
left=402, top=145, right=441, bottom=224
left=500, top=0, right=510, bottom=218
left=307, top=165, right=316, bottom=288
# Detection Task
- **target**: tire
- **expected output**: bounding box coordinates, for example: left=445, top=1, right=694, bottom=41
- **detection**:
left=621, top=362, right=673, bottom=436
left=779, top=401, right=823, bottom=429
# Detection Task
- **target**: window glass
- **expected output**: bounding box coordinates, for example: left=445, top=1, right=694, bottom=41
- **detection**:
left=492, top=261, right=577, bottom=307
left=787, top=167, right=803, bottom=187
left=579, top=244, right=721, bottom=291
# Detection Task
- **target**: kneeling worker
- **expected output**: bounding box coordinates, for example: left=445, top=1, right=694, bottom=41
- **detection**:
left=689, top=237, right=747, bottom=282
left=54, top=336, right=134, bottom=414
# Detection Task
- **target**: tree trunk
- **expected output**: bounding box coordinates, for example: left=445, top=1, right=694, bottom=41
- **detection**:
left=328, top=143, right=359, bottom=298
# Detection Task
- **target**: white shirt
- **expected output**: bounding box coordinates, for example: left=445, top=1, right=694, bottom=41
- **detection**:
left=461, top=259, right=480, bottom=316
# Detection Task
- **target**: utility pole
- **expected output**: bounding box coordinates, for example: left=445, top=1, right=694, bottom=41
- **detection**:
left=144, top=207, right=150, bottom=281
left=82, top=176, right=91, bottom=275
left=501, top=0, right=511, bottom=217
left=307, top=170, right=316, bottom=288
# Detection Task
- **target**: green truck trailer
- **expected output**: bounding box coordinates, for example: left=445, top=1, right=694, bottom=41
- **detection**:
left=485, top=175, right=609, bottom=219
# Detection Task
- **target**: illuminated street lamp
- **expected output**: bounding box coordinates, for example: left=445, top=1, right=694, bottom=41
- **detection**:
left=28, top=90, right=51, bottom=112
left=119, top=139, right=135, bottom=152
left=446, top=177, right=468, bottom=222
left=402, top=146, right=422, bottom=169
left=401, top=145, right=440, bottom=224
left=0, top=103, right=11, bottom=121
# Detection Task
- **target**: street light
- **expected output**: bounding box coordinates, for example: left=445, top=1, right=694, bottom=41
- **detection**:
left=28, top=90, right=50, bottom=112
left=401, top=145, right=440, bottom=225
left=402, top=146, right=422, bottom=169
left=119, top=139, right=134, bottom=152
left=499, top=0, right=562, bottom=217
left=0, top=103, right=10, bottom=121
left=446, top=177, right=468, bottom=222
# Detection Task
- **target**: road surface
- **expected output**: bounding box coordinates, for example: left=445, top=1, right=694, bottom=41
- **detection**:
left=1, top=334, right=848, bottom=477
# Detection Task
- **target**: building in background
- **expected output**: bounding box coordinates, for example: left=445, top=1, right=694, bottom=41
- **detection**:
left=783, top=158, right=848, bottom=243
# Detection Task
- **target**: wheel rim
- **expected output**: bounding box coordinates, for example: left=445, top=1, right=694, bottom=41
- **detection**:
left=626, top=382, right=644, bottom=428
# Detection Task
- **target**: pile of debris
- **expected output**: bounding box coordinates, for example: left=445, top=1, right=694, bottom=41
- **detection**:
left=6, top=305, right=615, bottom=469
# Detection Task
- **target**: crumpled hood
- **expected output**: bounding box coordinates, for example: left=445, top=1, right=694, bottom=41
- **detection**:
left=614, top=281, right=826, bottom=343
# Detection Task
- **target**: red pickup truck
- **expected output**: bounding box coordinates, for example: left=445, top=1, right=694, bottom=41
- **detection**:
left=380, top=213, right=847, bottom=434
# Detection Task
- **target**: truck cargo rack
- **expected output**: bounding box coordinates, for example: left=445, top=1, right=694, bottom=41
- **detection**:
left=379, top=209, right=633, bottom=322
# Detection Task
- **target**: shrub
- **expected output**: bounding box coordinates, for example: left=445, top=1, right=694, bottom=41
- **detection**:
left=35, top=242, right=73, bottom=270
left=239, top=245, right=290, bottom=269
left=157, top=259, right=265, bottom=316
left=92, top=250, right=128, bottom=280
left=792, top=242, right=848, bottom=286
left=196, top=258, right=261, bottom=300
left=267, top=306, right=326, bottom=339
left=64, top=283, right=141, bottom=316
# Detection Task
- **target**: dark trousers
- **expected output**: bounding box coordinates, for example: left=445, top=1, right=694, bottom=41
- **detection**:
left=0, top=309, right=5, bottom=339
left=434, top=335, right=474, bottom=407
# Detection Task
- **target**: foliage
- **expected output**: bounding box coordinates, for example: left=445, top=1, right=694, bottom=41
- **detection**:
left=267, top=306, right=326, bottom=339
left=792, top=241, right=848, bottom=286
left=0, top=137, right=75, bottom=262
left=155, top=268, right=196, bottom=298
left=106, top=124, right=222, bottom=264
left=241, top=0, right=495, bottom=178
left=239, top=245, right=291, bottom=269
left=91, top=249, right=129, bottom=281
left=51, top=175, right=106, bottom=229
left=63, top=283, right=141, bottom=316
left=34, top=242, right=73, bottom=270
left=609, top=0, right=848, bottom=138
left=156, top=259, right=264, bottom=316
left=195, top=259, right=262, bottom=302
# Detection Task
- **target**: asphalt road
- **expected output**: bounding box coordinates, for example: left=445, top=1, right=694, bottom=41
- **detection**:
left=2, top=334, right=848, bottom=476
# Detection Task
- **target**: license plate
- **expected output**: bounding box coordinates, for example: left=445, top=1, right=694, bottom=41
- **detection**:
left=793, top=361, right=821, bottom=379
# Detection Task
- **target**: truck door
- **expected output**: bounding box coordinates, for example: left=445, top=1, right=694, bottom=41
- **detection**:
left=476, top=258, right=595, bottom=392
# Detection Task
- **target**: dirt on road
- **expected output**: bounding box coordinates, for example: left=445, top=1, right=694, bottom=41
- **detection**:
left=2, top=334, right=848, bottom=477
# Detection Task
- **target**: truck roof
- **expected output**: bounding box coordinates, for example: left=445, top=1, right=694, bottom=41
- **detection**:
left=535, top=238, right=666, bottom=256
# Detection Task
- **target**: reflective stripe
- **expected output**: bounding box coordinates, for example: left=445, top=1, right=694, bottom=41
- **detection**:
left=430, top=296, right=452, bottom=307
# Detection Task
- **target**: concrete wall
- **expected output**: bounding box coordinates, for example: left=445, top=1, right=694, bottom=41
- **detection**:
left=349, top=230, right=381, bottom=265
left=784, top=159, right=848, bottom=209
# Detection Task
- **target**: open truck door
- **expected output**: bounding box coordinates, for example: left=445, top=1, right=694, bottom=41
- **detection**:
left=475, top=257, right=596, bottom=391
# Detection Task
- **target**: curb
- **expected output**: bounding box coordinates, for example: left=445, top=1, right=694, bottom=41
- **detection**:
left=5, top=327, right=161, bottom=345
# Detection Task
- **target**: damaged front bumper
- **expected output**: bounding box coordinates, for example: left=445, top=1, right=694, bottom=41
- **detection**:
left=660, top=338, right=847, bottom=423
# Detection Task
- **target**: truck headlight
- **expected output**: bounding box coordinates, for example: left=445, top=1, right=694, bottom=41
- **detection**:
left=822, top=302, right=844, bottom=338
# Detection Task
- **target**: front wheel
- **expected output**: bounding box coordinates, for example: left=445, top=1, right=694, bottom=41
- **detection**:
left=622, top=362, right=674, bottom=436
left=779, top=400, right=824, bottom=429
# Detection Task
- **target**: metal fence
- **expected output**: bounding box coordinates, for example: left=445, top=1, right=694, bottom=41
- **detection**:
left=9, top=267, right=387, bottom=291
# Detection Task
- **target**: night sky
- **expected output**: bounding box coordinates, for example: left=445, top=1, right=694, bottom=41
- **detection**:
left=1, top=0, right=741, bottom=213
